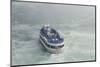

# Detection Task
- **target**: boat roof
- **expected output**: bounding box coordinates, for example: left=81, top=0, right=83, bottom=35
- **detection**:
left=40, top=27, right=64, bottom=45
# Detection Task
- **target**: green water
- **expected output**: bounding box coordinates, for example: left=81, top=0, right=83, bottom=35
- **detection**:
left=12, top=1, right=95, bottom=66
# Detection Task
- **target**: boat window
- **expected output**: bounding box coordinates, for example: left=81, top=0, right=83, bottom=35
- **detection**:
left=46, top=44, right=64, bottom=49
left=58, top=45, right=64, bottom=48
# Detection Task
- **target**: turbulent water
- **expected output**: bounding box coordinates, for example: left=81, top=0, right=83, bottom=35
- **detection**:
left=12, top=1, right=95, bottom=66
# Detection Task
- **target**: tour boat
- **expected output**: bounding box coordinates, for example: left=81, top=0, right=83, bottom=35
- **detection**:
left=39, top=25, right=64, bottom=54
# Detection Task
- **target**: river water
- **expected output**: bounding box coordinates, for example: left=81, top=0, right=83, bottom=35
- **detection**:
left=12, top=1, right=95, bottom=66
